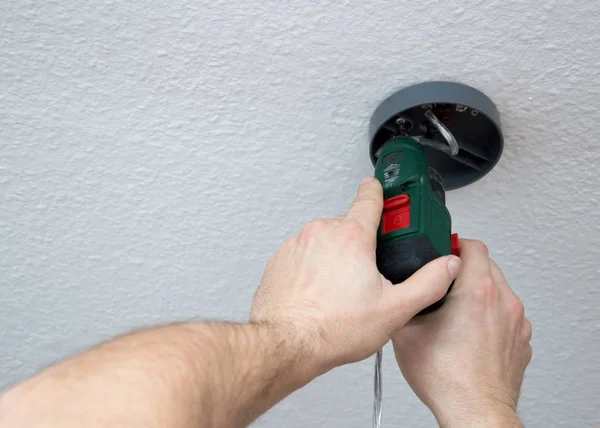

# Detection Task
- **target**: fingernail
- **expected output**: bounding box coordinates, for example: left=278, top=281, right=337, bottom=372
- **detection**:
left=360, top=176, right=375, bottom=185
left=447, top=256, right=462, bottom=279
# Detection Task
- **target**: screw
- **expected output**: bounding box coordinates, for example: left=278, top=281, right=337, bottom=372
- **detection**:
left=395, top=117, right=413, bottom=133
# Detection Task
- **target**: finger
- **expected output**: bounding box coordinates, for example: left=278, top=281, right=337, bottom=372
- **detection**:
left=344, top=177, right=383, bottom=235
left=384, top=255, right=462, bottom=327
left=455, top=239, right=492, bottom=291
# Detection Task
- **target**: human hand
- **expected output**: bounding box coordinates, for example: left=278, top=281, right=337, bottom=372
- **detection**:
left=392, top=239, right=532, bottom=428
left=250, top=177, right=461, bottom=375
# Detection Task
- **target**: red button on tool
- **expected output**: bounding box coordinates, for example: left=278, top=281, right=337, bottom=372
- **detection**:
left=382, top=194, right=411, bottom=234
left=451, top=233, right=460, bottom=256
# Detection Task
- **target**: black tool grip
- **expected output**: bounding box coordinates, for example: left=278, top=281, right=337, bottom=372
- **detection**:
left=376, top=236, right=453, bottom=315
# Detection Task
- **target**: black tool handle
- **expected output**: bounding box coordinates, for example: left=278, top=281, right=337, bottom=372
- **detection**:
left=376, top=236, right=453, bottom=315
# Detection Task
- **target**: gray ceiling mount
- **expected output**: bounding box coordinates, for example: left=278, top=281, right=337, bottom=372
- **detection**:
left=369, top=81, right=503, bottom=190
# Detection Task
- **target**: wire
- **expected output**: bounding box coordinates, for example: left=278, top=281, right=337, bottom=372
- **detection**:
left=424, top=110, right=460, bottom=156
left=373, top=348, right=383, bottom=428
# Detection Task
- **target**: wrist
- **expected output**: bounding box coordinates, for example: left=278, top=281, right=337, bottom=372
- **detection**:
left=433, top=399, right=522, bottom=428
left=249, top=321, right=325, bottom=384
left=183, top=321, right=323, bottom=427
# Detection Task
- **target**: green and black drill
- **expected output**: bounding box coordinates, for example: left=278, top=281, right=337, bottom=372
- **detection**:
left=368, top=81, right=504, bottom=313
left=374, top=137, right=459, bottom=313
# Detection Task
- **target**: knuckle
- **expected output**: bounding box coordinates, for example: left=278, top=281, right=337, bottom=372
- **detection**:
left=469, top=240, right=489, bottom=256
left=300, top=219, right=328, bottom=238
left=525, top=343, right=533, bottom=363
left=342, top=218, right=365, bottom=235
left=279, top=235, right=298, bottom=251
left=472, top=274, right=497, bottom=301
left=311, top=218, right=329, bottom=229
left=338, top=219, right=367, bottom=246
left=523, top=318, right=533, bottom=341
left=508, top=294, right=525, bottom=317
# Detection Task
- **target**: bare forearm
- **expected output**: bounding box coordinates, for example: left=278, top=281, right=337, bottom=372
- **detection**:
left=0, top=322, right=318, bottom=428
left=195, top=322, right=318, bottom=427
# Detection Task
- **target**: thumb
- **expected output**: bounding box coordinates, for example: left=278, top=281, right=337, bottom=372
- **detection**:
left=384, top=255, right=462, bottom=327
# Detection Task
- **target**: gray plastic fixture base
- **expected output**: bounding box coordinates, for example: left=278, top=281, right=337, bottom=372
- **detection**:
left=369, top=81, right=503, bottom=190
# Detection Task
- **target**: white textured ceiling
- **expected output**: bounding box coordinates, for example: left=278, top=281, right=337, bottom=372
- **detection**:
left=1, top=0, right=599, bottom=426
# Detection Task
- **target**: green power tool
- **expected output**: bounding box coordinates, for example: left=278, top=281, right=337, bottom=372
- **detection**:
left=374, top=137, right=458, bottom=313
left=368, top=81, right=504, bottom=314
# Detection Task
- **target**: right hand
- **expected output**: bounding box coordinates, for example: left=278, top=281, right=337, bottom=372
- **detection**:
left=392, top=239, right=532, bottom=428
left=250, top=178, right=459, bottom=375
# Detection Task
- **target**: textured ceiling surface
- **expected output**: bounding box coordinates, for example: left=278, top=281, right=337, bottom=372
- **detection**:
left=1, top=0, right=599, bottom=426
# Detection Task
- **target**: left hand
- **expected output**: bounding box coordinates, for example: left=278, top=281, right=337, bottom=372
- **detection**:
left=250, top=177, right=461, bottom=374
